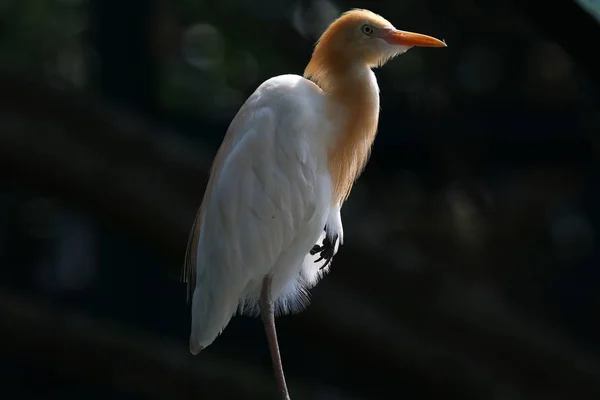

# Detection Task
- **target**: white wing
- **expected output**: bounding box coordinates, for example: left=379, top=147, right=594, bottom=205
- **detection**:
left=184, top=75, right=333, bottom=353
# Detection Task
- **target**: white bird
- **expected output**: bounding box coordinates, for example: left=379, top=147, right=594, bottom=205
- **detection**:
left=183, top=8, right=446, bottom=399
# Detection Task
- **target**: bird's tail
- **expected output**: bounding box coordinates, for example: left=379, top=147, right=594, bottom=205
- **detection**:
left=189, top=267, right=243, bottom=355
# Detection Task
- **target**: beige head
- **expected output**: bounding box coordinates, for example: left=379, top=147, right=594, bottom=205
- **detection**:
left=305, top=9, right=446, bottom=80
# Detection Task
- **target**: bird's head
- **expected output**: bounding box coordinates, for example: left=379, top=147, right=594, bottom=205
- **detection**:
left=306, top=9, right=446, bottom=81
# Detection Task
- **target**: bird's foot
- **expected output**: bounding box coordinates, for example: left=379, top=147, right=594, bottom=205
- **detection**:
left=311, top=232, right=338, bottom=270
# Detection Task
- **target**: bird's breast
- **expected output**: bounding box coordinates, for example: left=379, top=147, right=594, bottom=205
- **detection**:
left=325, top=81, right=380, bottom=205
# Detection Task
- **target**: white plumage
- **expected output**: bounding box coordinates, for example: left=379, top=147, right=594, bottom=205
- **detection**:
left=187, top=75, right=344, bottom=353
left=182, top=9, right=446, bottom=399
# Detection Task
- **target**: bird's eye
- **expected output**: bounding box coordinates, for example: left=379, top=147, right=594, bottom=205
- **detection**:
left=361, top=24, right=374, bottom=36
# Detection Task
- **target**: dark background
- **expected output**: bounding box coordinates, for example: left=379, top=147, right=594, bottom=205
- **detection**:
left=1, top=0, right=600, bottom=399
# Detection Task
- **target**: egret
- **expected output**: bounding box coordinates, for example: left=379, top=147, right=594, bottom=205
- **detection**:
left=183, top=8, right=446, bottom=399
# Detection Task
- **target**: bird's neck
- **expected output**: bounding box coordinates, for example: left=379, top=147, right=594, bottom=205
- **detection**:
left=304, top=62, right=380, bottom=206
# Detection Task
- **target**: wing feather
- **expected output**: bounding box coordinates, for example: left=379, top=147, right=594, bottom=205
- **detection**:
left=182, top=119, right=239, bottom=302
left=184, top=75, right=329, bottom=352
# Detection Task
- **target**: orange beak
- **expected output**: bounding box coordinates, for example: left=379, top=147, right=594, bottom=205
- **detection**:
left=380, top=29, right=447, bottom=48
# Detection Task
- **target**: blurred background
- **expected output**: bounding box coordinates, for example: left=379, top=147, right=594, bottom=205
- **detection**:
left=1, top=0, right=600, bottom=399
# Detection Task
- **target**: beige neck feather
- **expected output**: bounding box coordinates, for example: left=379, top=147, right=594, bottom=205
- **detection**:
left=304, top=59, right=380, bottom=206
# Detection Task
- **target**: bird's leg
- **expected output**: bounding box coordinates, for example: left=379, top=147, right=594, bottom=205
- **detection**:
left=260, top=276, right=291, bottom=400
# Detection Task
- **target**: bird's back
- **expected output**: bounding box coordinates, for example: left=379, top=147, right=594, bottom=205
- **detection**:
left=185, top=74, right=335, bottom=353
